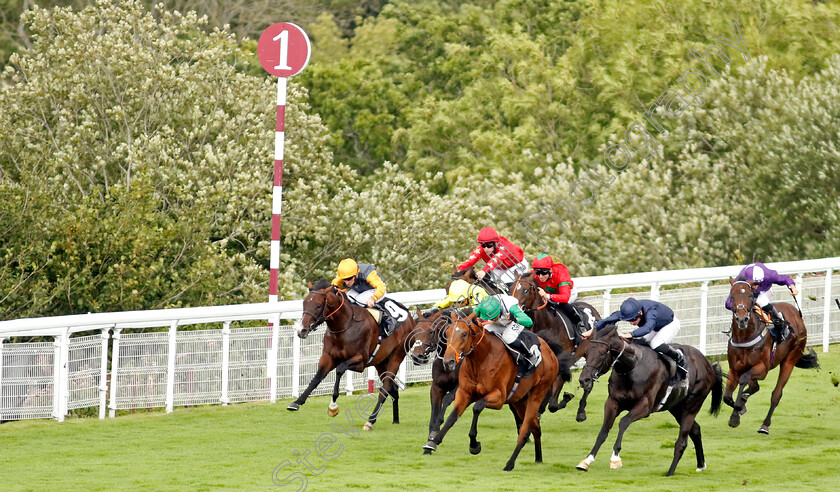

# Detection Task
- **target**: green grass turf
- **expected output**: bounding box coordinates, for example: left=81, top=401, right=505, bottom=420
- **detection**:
left=2, top=345, right=839, bottom=491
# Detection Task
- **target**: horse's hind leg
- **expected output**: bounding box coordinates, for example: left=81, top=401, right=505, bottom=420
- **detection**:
left=468, top=398, right=488, bottom=455
left=687, top=421, right=706, bottom=472
left=328, top=362, right=348, bottom=417
left=759, top=357, right=796, bottom=434
left=666, top=411, right=697, bottom=476
left=364, top=364, right=401, bottom=430
left=503, top=395, right=542, bottom=471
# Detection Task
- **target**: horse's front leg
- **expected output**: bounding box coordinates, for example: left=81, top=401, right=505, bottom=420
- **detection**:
left=723, top=367, right=738, bottom=408
left=328, top=362, right=348, bottom=417
left=468, top=398, right=488, bottom=455
left=730, top=371, right=757, bottom=427
left=287, top=354, right=336, bottom=411
left=577, top=397, right=620, bottom=471
left=429, top=390, right=472, bottom=451
left=576, top=383, right=593, bottom=422
left=606, top=398, right=652, bottom=470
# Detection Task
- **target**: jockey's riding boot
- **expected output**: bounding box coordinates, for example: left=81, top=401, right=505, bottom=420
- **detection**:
left=763, top=304, right=789, bottom=342
left=655, top=344, right=687, bottom=382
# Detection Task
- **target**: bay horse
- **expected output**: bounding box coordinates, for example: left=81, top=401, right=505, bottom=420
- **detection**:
left=427, top=311, right=560, bottom=471
left=724, top=278, right=819, bottom=433
left=288, top=279, right=416, bottom=430
left=510, top=272, right=601, bottom=420
left=407, top=308, right=534, bottom=455
left=576, top=326, right=722, bottom=476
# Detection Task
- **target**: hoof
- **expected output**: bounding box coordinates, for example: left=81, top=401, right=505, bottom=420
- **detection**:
left=697, top=464, right=707, bottom=472
left=757, top=425, right=770, bottom=435
left=286, top=403, right=300, bottom=411
left=728, top=414, right=740, bottom=428
left=423, top=441, right=437, bottom=452
left=469, top=442, right=482, bottom=455
left=327, top=403, right=339, bottom=417
left=738, top=406, right=747, bottom=416
left=610, top=459, right=622, bottom=470
left=362, top=422, right=373, bottom=431
left=503, top=462, right=514, bottom=472
left=576, top=461, right=590, bottom=471
left=576, top=412, right=587, bottom=423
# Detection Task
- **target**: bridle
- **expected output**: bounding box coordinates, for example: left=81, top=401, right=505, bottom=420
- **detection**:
left=731, top=280, right=756, bottom=319
left=447, top=319, right=486, bottom=363
left=511, top=275, right=547, bottom=312
left=301, top=289, right=349, bottom=334
left=413, top=315, right=452, bottom=360
left=583, top=338, right=627, bottom=382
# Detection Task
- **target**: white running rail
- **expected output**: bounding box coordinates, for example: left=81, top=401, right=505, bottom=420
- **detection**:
left=1, top=258, right=837, bottom=422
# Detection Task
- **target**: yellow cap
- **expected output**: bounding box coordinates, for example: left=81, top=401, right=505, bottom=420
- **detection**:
left=337, top=258, right=359, bottom=279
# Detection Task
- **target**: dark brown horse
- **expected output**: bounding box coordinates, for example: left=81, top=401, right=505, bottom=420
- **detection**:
left=576, top=326, right=722, bottom=476
left=510, top=272, right=601, bottom=420
left=723, top=279, right=819, bottom=433
left=427, top=312, right=560, bottom=471
left=407, top=307, right=531, bottom=455
left=288, top=279, right=416, bottom=430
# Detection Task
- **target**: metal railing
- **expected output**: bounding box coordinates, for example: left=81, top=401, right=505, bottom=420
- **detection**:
left=1, top=259, right=837, bottom=422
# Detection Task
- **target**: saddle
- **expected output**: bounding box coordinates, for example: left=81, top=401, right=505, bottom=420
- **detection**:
left=546, top=302, right=589, bottom=345
left=753, top=304, right=772, bottom=323
left=367, top=298, right=410, bottom=339
left=495, top=330, right=542, bottom=379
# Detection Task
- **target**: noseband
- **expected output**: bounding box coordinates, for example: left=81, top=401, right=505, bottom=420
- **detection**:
left=583, top=338, right=627, bottom=382
left=512, top=276, right=547, bottom=312
left=731, top=280, right=755, bottom=316
left=447, top=321, right=486, bottom=363
left=301, top=289, right=347, bottom=333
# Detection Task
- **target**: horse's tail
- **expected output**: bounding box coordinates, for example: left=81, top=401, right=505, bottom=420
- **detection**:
left=538, top=335, right=573, bottom=382
left=710, top=363, right=723, bottom=417
left=795, top=347, right=820, bottom=369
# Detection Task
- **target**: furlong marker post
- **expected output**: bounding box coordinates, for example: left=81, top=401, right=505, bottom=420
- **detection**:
left=257, top=23, right=311, bottom=401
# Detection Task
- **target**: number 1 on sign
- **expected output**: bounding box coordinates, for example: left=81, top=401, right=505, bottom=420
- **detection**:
left=272, top=31, right=292, bottom=70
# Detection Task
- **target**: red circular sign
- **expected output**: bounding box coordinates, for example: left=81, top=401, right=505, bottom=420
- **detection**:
left=257, top=22, right=311, bottom=78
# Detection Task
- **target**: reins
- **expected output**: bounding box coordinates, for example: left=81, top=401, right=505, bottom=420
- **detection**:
left=584, top=338, right=627, bottom=382
left=449, top=321, right=486, bottom=363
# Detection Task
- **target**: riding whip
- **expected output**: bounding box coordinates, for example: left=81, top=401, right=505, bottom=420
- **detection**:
left=790, top=288, right=803, bottom=318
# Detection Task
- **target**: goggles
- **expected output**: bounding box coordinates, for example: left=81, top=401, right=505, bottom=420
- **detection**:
left=480, top=242, right=497, bottom=249
left=534, top=268, right=551, bottom=276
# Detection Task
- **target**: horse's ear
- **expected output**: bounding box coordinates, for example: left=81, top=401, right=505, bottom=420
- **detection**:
left=416, top=308, right=423, bottom=318
left=307, top=280, right=314, bottom=291
left=729, top=277, right=735, bottom=285
left=451, top=265, right=459, bottom=274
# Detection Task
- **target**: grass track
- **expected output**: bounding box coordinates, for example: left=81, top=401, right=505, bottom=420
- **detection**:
left=2, top=346, right=839, bottom=491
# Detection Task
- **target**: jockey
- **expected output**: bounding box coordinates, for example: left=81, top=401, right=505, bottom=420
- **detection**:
left=331, top=258, right=398, bottom=336
left=473, top=295, right=542, bottom=382
left=458, top=227, right=529, bottom=288
left=725, top=262, right=799, bottom=343
left=587, top=298, right=686, bottom=382
left=425, top=279, right=489, bottom=316
left=531, top=253, right=584, bottom=330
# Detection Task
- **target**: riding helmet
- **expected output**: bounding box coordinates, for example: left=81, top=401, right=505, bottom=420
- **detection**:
left=337, top=258, right=360, bottom=279
left=476, top=227, right=500, bottom=243
left=619, top=298, right=643, bottom=321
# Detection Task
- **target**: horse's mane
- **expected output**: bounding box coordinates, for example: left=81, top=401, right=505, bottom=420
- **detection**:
left=442, top=306, right=473, bottom=318
left=594, top=324, right=619, bottom=341
left=311, top=278, right=332, bottom=291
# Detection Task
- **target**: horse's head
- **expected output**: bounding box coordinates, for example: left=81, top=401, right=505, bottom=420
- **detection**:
left=297, top=279, right=340, bottom=339
left=407, top=309, right=451, bottom=364
left=509, top=273, right=543, bottom=311
left=579, top=326, right=623, bottom=391
left=728, top=277, right=755, bottom=331
left=441, top=311, right=481, bottom=372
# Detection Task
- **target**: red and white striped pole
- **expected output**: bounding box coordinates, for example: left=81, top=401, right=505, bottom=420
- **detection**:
left=269, top=77, right=287, bottom=303
left=258, top=23, right=311, bottom=402
left=257, top=23, right=311, bottom=303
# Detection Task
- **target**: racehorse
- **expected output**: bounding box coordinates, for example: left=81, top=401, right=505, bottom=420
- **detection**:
left=407, top=308, right=532, bottom=455
left=446, top=266, right=506, bottom=295
left=576, top=326, right=722, bottom=476
left=510, top=272, right=601, bottom=420
left=288, top=279, right=416, bottom=430
left=427, top=311, right=560, bottom=471
left=724, top=278, right=819, bottom=433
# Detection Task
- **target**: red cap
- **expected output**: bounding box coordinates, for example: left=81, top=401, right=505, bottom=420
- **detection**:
left=476, top=227, right=499, bottom=243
